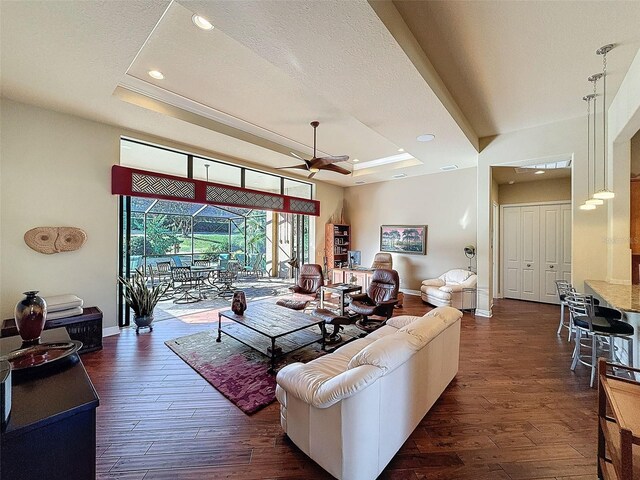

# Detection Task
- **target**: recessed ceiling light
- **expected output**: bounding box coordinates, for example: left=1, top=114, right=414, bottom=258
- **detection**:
left=392, top=173, right=407, bottom=179
left=148, top=70, right=164, bottom=80
left=508, top=180, right=515, bottom=185
left=417, top=134, right=435, bottom=142
left=192, top=14, right=214, bottom=30
left=398, top=148, right=404, bottom=152
left=440, top=165, right=458, bottom=171
left=355, top=181, right=365, bottom=185
left=352, top=158, right=359, bottom=163
left=534, top=170, right=545, bottom=175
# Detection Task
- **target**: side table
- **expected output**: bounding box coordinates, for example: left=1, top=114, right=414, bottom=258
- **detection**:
left=1, top=328, right=99, bottom=480
left=462, top=288, right=477, bottom=316
left=1, top=307, right=103, bottom=353
left=320, top=283, right=362, bottom=316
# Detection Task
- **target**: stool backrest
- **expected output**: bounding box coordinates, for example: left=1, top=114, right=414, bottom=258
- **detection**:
left=555, top=280, right=573, bottom=301
left=566, top=292, right=596, bottom=332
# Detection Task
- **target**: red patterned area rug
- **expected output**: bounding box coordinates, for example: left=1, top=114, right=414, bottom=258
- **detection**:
left=165, top=330, right=328, bottom=415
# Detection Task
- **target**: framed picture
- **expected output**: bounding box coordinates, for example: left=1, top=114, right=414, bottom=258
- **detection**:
left=380, top=225, right=427, bottom=255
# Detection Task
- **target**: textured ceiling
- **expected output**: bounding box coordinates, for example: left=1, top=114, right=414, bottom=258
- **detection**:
left=1, top=0, right=639, bottom=188
left=394, top=0, right=640, bottom=138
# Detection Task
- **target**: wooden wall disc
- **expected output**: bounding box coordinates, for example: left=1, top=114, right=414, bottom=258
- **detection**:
left=24, top=227, right=87, bottom=254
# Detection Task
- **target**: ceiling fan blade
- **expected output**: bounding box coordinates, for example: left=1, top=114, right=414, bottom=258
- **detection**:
left=290, top=152, right=307, bottom=161
left=275, top=164, right=309, bottom=170
left=308, top=171, right=317, bottom=179
left=322, top=163, right=352, bottom=175
left=316, top=155, right=349, bottom=165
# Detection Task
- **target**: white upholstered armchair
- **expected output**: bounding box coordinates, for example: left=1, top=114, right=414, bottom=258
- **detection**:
left=421, top=269, right=477, bottom=308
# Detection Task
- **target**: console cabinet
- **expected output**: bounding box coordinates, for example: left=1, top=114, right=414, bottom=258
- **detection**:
left=597, top=359, right=640, bottom=479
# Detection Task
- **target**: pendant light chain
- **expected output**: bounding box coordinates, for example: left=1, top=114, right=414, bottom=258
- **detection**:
left=602, top=49, right=608, bottom=190
left=587, top=96, right=591, bottom=198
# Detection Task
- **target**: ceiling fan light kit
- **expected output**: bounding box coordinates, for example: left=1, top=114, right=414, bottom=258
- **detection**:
left=277, top=121, right=350, bottom=179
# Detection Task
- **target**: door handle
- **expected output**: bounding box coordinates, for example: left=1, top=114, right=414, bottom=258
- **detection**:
left=527, top=264, right=531, bottom=267
left=550, top=265, right=554, bottom=269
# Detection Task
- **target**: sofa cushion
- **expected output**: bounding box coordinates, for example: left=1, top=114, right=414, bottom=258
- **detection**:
left=399, top=306, right=462, bottom=345
left=421, top=278, right=445, bottom=287
left=386, top=315, right=421, bottom=329
left=443, top=269, right=475, bottom=284
left=366, top=324, right=401, bottom=340
left=347, top=332, right=422, bottom=374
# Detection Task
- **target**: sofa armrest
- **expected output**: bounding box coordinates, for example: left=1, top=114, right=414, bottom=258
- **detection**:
left=276, top=362, right=383, bottom=408
left=421, top=279, right=445, bottom=287
left=460, top=275, right=477, bottom=288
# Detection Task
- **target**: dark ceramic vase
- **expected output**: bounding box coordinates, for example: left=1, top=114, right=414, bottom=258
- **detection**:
left=15, top=291, right=47, bottom=345
left=231, top=291, right=247, bottom=315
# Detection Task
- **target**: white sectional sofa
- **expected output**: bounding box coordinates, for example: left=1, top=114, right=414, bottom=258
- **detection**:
left=275, top=306, right=462, bottom=480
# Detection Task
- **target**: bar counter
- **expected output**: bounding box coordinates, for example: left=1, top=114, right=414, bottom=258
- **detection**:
left=584, top=280, right=640, bottom=367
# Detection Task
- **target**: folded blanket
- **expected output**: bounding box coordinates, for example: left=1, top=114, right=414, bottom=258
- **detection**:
left=46, top=306, right=83, bottom=320
left=43, top=294, right=83, bottom=313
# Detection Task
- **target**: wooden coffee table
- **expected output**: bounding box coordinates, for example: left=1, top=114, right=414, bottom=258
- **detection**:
left=217, top=300, right=326, bottom=373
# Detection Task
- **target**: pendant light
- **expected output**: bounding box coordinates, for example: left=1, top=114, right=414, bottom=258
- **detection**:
left=593, top=44, right=615, bottom=200
left=580, top=91, right=596, bottom=210
left=585, top=74, right=603, bottom=206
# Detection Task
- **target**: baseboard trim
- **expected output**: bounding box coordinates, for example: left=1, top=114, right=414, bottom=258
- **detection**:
left=103, top=326, right=120, bottom=337
left=400, top=289, right=421, bottom=296
left=475, top=309, right=492, bottom=318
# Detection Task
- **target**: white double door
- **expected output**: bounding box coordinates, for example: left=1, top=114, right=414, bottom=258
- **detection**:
left=502, top=203, right=571, bottom=304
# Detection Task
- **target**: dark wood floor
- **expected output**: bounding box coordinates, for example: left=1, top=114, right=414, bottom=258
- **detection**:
left=83, top=296, right=597, bottom=480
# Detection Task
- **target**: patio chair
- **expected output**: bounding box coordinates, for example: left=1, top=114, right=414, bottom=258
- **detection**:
left=219, top=254, right=229, bottom=271
left=156, top=261, right=173, bottom=300
left=216, top=268, right=235, bottom=299
left=170, top=266, right=201, bottom=304
left=244, top=253, right=264, bottom=278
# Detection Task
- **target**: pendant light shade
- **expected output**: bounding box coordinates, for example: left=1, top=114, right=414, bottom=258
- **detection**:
left=585, top=198, right=604, bottom=205
left=593, top=189, right=615, bottom=200
left=579, top=203, right=597, bottom=210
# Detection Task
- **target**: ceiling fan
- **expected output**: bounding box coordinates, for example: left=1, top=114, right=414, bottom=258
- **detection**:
left=277, top=121, right=350, bottom=179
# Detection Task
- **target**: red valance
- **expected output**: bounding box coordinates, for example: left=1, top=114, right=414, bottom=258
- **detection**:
left=111, top=165, right=320, bottom=216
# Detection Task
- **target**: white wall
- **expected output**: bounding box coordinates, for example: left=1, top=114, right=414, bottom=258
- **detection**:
left=477, top=116, right=608, bottom=316
left=344, top=167, right=477, bottom=291
left=1, top=99, right=121, bottom=327
left=498, top=177, right=571, bottom=205
left=0, top=99, right=344, bottom=327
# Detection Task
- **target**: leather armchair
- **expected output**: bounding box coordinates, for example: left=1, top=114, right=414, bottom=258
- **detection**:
left=289, top=264, right=324, bottom=296
left=350, top=269, right=399, bottom=331
left=371, top=252, right=393, bottom=270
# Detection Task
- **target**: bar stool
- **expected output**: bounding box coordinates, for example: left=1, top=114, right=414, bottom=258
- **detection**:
left=566, top=292, right=634, bottom=387
left=555, top=280, right=573, bottom=340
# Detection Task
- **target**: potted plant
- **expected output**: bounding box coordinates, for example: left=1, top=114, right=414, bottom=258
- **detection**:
left=118, top=268, right=168, bottom=334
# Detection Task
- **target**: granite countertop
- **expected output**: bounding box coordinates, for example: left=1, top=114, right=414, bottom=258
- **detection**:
left=585, top=280, right=640, bottom=313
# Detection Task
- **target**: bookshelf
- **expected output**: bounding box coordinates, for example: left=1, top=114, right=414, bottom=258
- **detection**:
left=325, top=223, right=350, bottom=270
